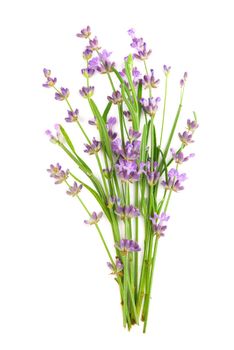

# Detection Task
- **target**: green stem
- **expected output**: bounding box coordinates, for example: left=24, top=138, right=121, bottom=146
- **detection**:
left=159, top=76, right=168, bottom=149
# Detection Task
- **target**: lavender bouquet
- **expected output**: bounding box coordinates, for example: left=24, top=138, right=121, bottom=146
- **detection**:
left=43, top=26, right=198, bottom=333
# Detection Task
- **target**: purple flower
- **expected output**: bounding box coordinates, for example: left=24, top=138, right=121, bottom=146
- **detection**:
left=180, top=72, right=188, bottom=87
left=107, top=90, right=122, bottom=104
left=112, top=138, right=141, bottom=161
left=106, top=117, right=117, bottom=140
left=115, top=205, right=140, bottom=220
left=45, top=124, right=64, bottom=144
left=115, top=159, right=142, bottom=183
left=107, top=257, right=123, bottom=275
left=84, top=211, right=103, bottom=225
left=65, top=109, right=79, bottom=123
left=134, top=42, right=152, bottom=61
left=87, top=36, right=101, bottom=51
left=54, top=87, right=70, bottom=101
left=140, top=97, right=161, bottom=117
left=88, top=116, right=97, bottom=127
left=123, top=111, right=132, bottom=121
left=161, top=168, right=187, bottom=192
left=178, top=131, right=194, bottom=146
left=84, top=137, right=101, bottom=155
left=106, top=195, right=118, bottom=208
left=127, top=28, right=135, bottom=38
left=187, top=119, right=199, bottom=132
left=81, top=68, right=95, bottom=78
left=83, top=48, right=93, bottom=60
left=150, top=212, right=170, bottom=237
left=115, top=239, right=141, bottom=254
left=96, top=50, right=115, bottom=74
left=143, top=69, right=160, bottom=89
left=163, top=65, right=171, bottom=76
left=47, top=163, right=69, bottom=184
left=42, top=68, right=57, bottom=88
left=143, top=161, right=160, bottom=186
left=66, top=182, right=83, bottom=196
left=88, top=57, right=100, bottom=70
left=76, top=26, right=91, bottom=39
left=129, top=127, right=141, bottom=141
left=171, top=148, right=195, bottom=164
left=79, top=86, right=94, bottom=98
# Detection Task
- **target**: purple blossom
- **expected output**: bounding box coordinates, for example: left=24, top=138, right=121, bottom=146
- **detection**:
left=187, top=119, right=199, bottom=132
left=87, top=36, right=101, bottom=51
left=84, top=211, right=103, bottom=225
left=115, top=205, right=140, bottom=220
left=107, top=90, right=122, bottom=104
left=84, top=137, right=101, bottom=155
left=106, top=195, right=118, bottom=208
left=171, top=148, right=195, bottom=164
left=42, top=68, right=57, bottom=88
left=134, top=42, right=152, bottom=61
left=65, top=109, right=79, bottom=123
left=180, top=72, right=188, bottom=87
left=96, top=50, right=115, bottom=74
left=163, top=65, right=171, bottom=76
left=76, top=26, right=91, bottom=39
left=150, top=212, right=170, bottom=237
left=143, top=161, right=160, bottom=186
left=107, top=257, right=123, bottom=275
left=54, top=87, right=70, bottom=101
left=115, top=239, right=141, bottom=253
left=47, top=163, right=69, bottom=184
left=83, top=48, right=93, bottom=60
left=112, top=138, right=141, bottom=161
left=161, top=168, right=187, bottom=192
left=142, top=69, right=160, bottom=89
left=129, top=127, right=141, bottom=141
left=88, top=57, right=100, bottom=70
left=123, top=111, right=132, bottom=121
left=45, top=124, right=64, bottom=144
left=88, top=116, right=97, bottom=127
left=115, top=158, right=142, bottom=183
left=178, top=131, right=194, bottom=146
left=81, top=68, right=95, bottom=78
left=79, top=86, right=94, bottom=98
left=66, top=182, right=83, bottom=196
left=140, top=97, right=161, bottom=117
left=106, top=117, right=117, bottom=140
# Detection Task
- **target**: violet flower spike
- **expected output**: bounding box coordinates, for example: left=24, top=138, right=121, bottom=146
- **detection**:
left=171, top=148, right=195, bottom=164
left=81, top=68, right=95, bottom=78
left=79, top=86, right=94, bottom=98
left=143, top=69, right=160, bottom=89
left=84, top=137, right=101, bottom=155
left=42, top=68, right=57, bottom=88
left=107, top=257, right=123, bottom=275
left=84, top=211, right=103, bottom=225
left=140, top=97, right=161, bottom=117
left=150, top=212, right=170, bottom=238
left=45, top=124, right=64, bottom=144
left=115, top=205, right=140, bottom=219
left=115, top=239, right=141, bottom=254
left=178, top=131, right=194, bottom=146
left=76, top=26, right=91, bottom=39
left=66, top=182, right=83, bottom=196
left=65, top=109, right=79, bottom=123
left=187, top=119, right=199, bottom=132
left=47, top=163, right=69, bottom=184
left=163, top=65, right=171, bottom=76
left=107, top=90, right=123, bottom=105
left=161, top=168, right=187, bottom=192
left=83, top=48, right=93, bottom=60
left=54, top=87, right=70, bottom=101
left=87, top=36, right=101, bottom=51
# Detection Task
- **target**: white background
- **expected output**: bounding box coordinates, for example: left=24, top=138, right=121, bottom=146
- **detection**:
left=0, top=0, right=234, bottom=349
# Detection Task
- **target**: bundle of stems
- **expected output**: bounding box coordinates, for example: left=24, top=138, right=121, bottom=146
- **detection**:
left=44, top=26, right=198, bottom=333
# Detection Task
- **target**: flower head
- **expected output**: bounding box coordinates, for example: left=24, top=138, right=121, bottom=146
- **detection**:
left=171, top=148, right=195, bottom=164
left=123, top=111, right=132, bottom=121
left=79, top=86, right=94, bottom=98
left=106, top=117, right=117, bottom=140
left=150, top=212, right=170, bottom=238
left=140, top=97, right=160, bottom=117
left=45, top=124, right=64, bottom=144
left=81, top=68, right=95, bottom=78
left=161, top=168, right=187, bottom=192
left=84, top=211, right=103, bottom=225
left=178, top=131, right=194, bottom=146
left=55, top=87, right=70, bottom=101
left=84, top=137, right=101, bottom=155
left=66, top=182, right=83, bottom=196
left=42, top=68, right=57, bottom=88
left=187, top=119, right=199, bottom=132
left=83, top=48, right=93, bottom=60
left=180, top=72, right=188, bottom=87
left=115, top=205, right=140, bottom=220
left=107, top=90, right=122, bottom=104
left=163, top=65, right=171, bottom=76
left=142, top=69, right=160, bottom=89
left=115, top=239, right=141, bottom=254
left=143, top=161, right=160, bottom=186
left=47, top=163, right=69, bottom=184
left=129, top=127, right=141, bottom=141
left=65, top=109, right=79, bottom=123
left=87, top=36, right=101, bottom=51
left=115, top=158, right=142, bottom=183
left=76, top=26, right=91, bottom=39
left=107, top=257, right=123, bottom=275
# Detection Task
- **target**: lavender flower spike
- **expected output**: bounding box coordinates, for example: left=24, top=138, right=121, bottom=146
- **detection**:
left=47, top=163, right=69, bottom=184
left=163, top=65, right=171, bottom=76
left=84, top=137, right=101, bottom=155
left=187, top=119, right=199, bottom=132
left=66, top=182, right=83, bottom=196
left=107, top=257, right=123, bottom=275
left=79, top=86, right=94, bottom=98
left=45, top=124, right=64, bottom=144
left=150, top=212, right=170, bottom=238
left=115, top=205, right=140, bottom=219
left=171, top=148, right=195, bottom=164
left=115, top=239, right=141, bottom=254
left=107, top=91, right=123, bottom=104
left=84, top=211, right=103, bottom=225
left=161, top=168, right=187, bottom=192
left=178, top=131, right=194, bottom=146
left=140, top=97, right=161, bottom=117
left=42, top=68, right=57, bottom=88
left=65, top=109, right=79, bottom=123
left=76, top=26, right=91, bottom=39
left=143, top=69, right=160, bottom=89
left=55, top=87, right=70, bottom=101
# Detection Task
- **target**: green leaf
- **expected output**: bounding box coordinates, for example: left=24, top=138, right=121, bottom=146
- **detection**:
left=163, top=103, right=182, bottom=161
left=103, top=101, right=112, bottom=123
left=59, top=124, right=76, bottom=154
left=137, top=82, right=143, bottom=122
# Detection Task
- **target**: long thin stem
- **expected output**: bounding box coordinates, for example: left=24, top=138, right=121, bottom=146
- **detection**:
left=159, top=76, right=168, bottom=149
